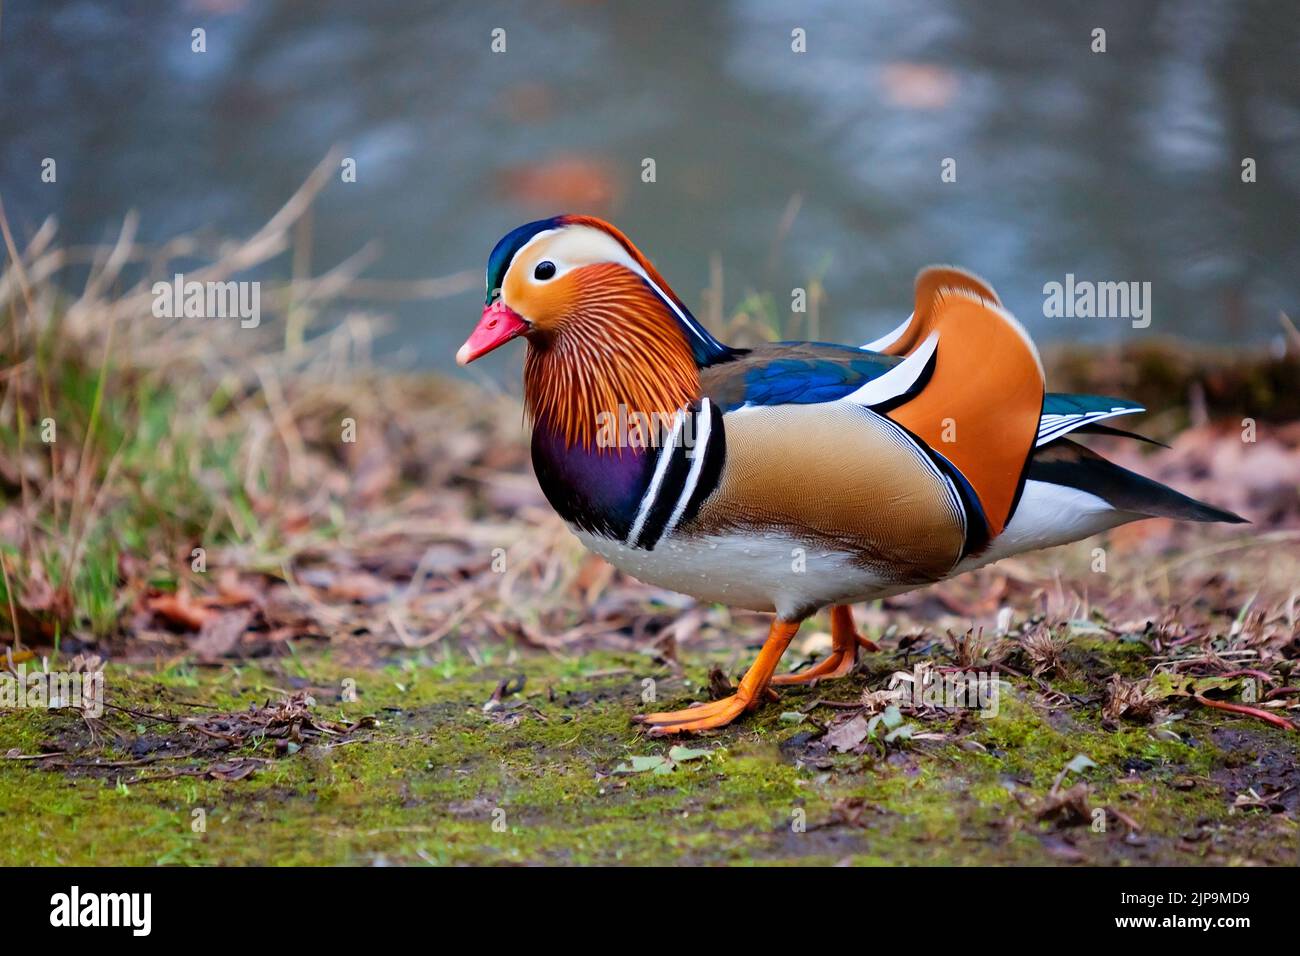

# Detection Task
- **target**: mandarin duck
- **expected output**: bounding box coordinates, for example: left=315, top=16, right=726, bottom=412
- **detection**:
left=457, top=215, right=1245, bottom=734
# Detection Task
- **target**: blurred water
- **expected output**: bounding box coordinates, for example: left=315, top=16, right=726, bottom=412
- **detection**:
left=2, top=0, right=1297, bottom=374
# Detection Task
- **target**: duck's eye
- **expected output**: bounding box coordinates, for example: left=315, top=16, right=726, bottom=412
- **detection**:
left=533, top=260, right=557, bottom=281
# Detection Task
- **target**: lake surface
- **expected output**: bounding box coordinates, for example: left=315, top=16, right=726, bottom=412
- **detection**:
left=3, top=0, right=1297, bottom=373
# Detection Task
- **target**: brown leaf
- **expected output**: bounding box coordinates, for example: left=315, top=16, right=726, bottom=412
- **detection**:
left=1035, top=782, right=1093, bottom=827
left=15, top=562, right=72, bottom=630
left=211, top=569, right=262, bottom=606
left=824, top=715, right=870, bottom=753
left=830, top=796, right=879, bottom=828
left=707, top=666, right=734, bottom=701
left=1103, top=674, right=1158, bottom=723
left=207, top=759, right=259, bottom=781
left=1038, top=833, right=1086, bottom=862
left=1020, top=623, right=1067, bottom=678
left=147, top=588, right=213, bottom=631
left=193, top=609, right=254, bottom=663
left=325, top=572, right=392, bottom=604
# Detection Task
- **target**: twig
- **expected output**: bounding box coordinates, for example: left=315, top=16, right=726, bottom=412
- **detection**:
left=1194, top=695, right=1296, bottom=731
left=101, top=701, right=184, bottom=724
left=800, top=698, right=865, bottom=712
left=3, top=750, right=66, bottom=760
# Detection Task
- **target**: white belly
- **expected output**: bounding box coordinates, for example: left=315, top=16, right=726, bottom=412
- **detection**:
left=573, top=528, right=910, bottom=620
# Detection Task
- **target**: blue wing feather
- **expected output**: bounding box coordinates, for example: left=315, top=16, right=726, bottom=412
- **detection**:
left=718, top=344, right=901, bottom=411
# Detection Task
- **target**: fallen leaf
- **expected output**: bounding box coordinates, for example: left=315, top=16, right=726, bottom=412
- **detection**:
left=1035, top=782, right=1093, bottom=827
left=884, top=722, right=917, bottom=743
left=147, top=589, right=213, bottom=630
left=193, top=609, right=253, bottom=663
left=613, top=754, right=672, bottom=775
left=326, top=572, right=392, bottom=604
left=824, top=715, right=870, bottom=752
left=207, top=760, right=259, bottom=781
left=867, top=705, right=905, bottom=736
left=1065, top=753, right=1098, bottom=775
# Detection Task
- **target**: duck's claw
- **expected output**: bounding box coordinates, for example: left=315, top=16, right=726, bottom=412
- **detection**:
left=634, top=692, right=755, bottom=735
left=632, top=618, right=801, bottom=734
left=771, top=647, right=857, bottom=685
left=771, top=605, right=875, bottom=685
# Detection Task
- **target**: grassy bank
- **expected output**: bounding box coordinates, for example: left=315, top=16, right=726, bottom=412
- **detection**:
left=2, top=635, right=1296, bottom=866
left=2, top=190, right=1299, bottom=865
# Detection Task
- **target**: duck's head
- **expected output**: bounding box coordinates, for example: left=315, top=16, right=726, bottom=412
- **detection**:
left=457, top=215, right=730, bottom=365
left=458, top=216, right=735, bottom=448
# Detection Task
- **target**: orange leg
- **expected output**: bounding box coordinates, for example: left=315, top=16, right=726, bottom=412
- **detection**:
left=634, top=619, right=800, bottom=735
left=771, top=605, right=877, bottom=685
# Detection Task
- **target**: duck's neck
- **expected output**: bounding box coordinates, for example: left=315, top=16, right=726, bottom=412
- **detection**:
left=523, top=303, right=700, bottom=454
left=523, top=293, right=704, bottom=541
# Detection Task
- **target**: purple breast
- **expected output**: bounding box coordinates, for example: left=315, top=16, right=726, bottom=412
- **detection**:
left=530, top=421, right=655, bottom=540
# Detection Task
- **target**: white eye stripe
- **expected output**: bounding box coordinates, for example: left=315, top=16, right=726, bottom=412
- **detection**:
left=505, top=225, right=638, bottom=286
left=499, top=228, right=562, bottom=294
left=503, top=225, right=716, bottom=349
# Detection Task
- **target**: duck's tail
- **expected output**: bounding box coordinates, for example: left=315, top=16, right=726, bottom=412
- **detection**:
left=1027, top=438, right=1247, bottom=525
left=953, top=438, right=1245, bottom=572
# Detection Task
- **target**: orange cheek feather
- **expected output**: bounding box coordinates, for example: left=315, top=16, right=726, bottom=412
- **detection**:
left=521, top=265, right=701, bottom=449
left=502, top=267, right=581, bottom=333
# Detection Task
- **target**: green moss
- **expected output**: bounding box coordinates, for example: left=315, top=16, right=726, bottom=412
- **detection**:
left=1, top=642, right=1295, bottom=865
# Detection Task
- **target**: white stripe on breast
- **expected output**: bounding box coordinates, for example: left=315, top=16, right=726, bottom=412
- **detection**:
left=624, top=408, right=686, bottom=546
left=662, top=398, right=713, bottom=539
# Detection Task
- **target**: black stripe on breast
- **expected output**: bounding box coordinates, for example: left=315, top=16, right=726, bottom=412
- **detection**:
left=632, top=401, right=726, bottom=551
left=627, top=438, right=691, bottom=550
left=670, top=400, right=726, bottom=534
